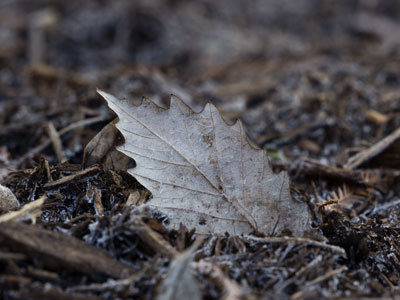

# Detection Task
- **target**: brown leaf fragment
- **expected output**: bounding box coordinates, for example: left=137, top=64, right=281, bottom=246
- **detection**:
left=99, top=90, right=310, bottom=236
left=82, top=119, right=133, bottom=170
left=156, top=243, right=201, bottom=300
left=0, top=221, right=134, bottom=278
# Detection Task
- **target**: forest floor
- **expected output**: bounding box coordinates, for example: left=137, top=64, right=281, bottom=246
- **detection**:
left=1, top=1, right=400, bottom=299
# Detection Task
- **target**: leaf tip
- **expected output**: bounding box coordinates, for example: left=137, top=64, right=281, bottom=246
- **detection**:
left=97, top=89, right=119, bottom=106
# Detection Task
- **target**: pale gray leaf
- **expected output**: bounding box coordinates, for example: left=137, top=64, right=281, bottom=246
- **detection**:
left=99, top=90, right=310, bottom=236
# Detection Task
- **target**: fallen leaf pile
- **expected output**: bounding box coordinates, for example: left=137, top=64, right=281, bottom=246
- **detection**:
left=98, top=90, right=310, bottom=236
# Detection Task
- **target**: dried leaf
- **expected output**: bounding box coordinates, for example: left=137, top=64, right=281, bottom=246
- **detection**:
left=99, top=90, right=310, bottom=236
left=82, top=119, right=133, bottom=171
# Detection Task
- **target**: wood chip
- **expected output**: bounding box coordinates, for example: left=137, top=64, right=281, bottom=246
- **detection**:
left=366, top=110, right=390, bottom=125
left=0, top=196, right=45, bottom=223
left=0, top=221, right=134, bottom=278
left=131, top=216, right=179, bottom=259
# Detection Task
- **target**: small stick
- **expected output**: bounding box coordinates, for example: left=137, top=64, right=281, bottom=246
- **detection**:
left=130, top=216, right=179, bottom=259
left=28, top=9, right=57, bottom=65
left=243, top=235, right=347, bottom=257
left=0, top=196, right=46, bottom=223
left=68, top=273, right=141, bottom=293
left=94, top=187, right=104, bottom=216
left=47, top=122, right=66, bottom=163
left=0, top=251, right=27, bottom=261
left=286, top=158, right=372, bottom=186
left=192, top=260, right=242, bottom=300
left=16, top=115, right=104, bottom=167
left=291, top=266, right=347, bottom=300
left=294, top=255, right=323, bottom=279
left=345, top=127, right=400, bottom=169
left=43, top=159, right=52, bottom=182
left=42, top=165, right=100, bottom=189
left=306, top=266, right=347, bottom=286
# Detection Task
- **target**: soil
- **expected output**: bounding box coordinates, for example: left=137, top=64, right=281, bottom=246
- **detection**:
left=0, top=1, right=400, bottom=299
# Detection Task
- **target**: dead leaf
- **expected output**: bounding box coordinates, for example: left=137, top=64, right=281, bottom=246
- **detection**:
left=82, top=119, right=133, bottom=171
left=98, top=90, right=310, bottom=236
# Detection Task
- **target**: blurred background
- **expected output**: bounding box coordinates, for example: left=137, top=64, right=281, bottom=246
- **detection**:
left=0, top=0, right=399, bottom=170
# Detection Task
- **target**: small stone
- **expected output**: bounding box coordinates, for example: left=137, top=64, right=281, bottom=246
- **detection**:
left=0, top=184, right=19, bottom=212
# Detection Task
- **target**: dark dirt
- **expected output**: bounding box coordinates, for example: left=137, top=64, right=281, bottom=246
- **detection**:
left=1, top=1, right=400, bottom=299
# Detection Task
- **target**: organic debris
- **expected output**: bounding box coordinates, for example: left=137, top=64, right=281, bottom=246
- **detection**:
left=1, top=1, right=400, bottom=299
left=99, top=90, right=310, bottom=236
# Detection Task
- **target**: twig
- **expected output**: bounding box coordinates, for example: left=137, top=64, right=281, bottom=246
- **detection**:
left=287, top=158, right=372, bottom=186
left=0, top=196, right=46, bottom=223
left=0, top=251, right=27, bottom=261
left=28, top=9, right=57, bottom=65
left=345, top=127, right=400, bottom=169
left=94, top=187, right=104, bottom=216
left=67, top=271, right=144, bottom=293
left=28, top=63, right=94, bottom=87
left=242, top=235, right=347, bottom=257
left=294, top=255, right=323, bottom=279
left=306, top=266, right=347, bottom=286
left=16, top=115, right=105, bottom=167
left=291, top=266, right=347, bottom=300
left=130, top=216, right=179, bottom=259
left=47, top=122, right=66, bottom=163
left=42, top=165, right=100, bottom=189
left=192, top=260, right=242, bottom=300
left=43, top=158, right=52, bottom=182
